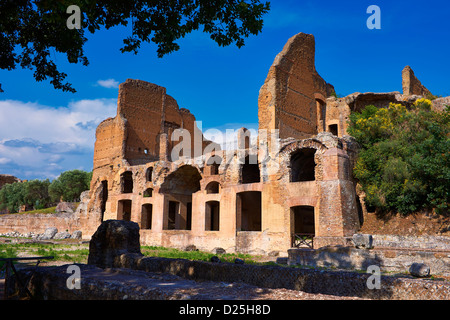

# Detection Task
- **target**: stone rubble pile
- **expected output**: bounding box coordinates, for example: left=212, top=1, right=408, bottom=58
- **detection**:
left=0, top=228, right=82, bottom=240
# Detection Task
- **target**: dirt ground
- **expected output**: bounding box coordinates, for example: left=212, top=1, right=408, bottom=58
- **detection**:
left=0, top=261, right=365, bottom=300
left=359, top=211, right=450, bottom=236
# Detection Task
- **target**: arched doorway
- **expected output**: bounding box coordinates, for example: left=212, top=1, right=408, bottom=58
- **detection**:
left=160, top=165, right=202, bottom=230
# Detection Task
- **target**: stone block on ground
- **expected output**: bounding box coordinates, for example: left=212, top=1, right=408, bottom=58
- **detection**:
left=87, top=219, right=143, bottom=268
left=53, top=231, right=71, bottom=240
left=409, top=263, right=431, bottom=278
left=39, top=227, right=58, bottom=240
left=352, top=234, right=373, bottom=249
left=71, top=230, right=82, bottom=239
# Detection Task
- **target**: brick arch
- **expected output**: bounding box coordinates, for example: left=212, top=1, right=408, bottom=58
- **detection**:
left=314, top=92, right=326, bottom=104
left=205, top=181, right=221, bottom=194
left=278, top=139, right=328, bottom=157
left=160, top=164, right=203, bottom=195
left=278, top=139, right=328, bottom=182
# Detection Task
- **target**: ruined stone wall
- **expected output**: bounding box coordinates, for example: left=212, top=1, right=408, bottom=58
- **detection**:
left=118, top=80, right=175, bottom=164
left=432, top=96, right=450, bottom=112
left=12, top=256, right=450, bottom=300
left=288, top=246, right=450, bottom=276
left=0, top=212, right=81, bottom=235
left=402, top=65, right=432, bottom=97
left=111, top=254, right=450, bottom=300
left=93, top=116, right=127, bottom=171
left=323, top=92, right=422, bottom=137
left=258, top=33, right=334, bottom=142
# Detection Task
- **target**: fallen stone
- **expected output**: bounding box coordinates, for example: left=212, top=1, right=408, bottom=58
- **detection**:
left=71, top=230, right=82, bottom=239
left=276, top=257, right=288, bottom=265
left=409, top=263, right=431, bottom=278
left=352, top=234, right=373, bottom=249
left=184, top=245, right=198, bottom=252
left=212, top=247, right=226, bottom=255
left=55, top=202, right=77, bottom=214
left=268, top=251, right=279, bottom=257
left=39, top=227, right=58, bottom=240
left=53, top=232, right=71, bottom=240
left=210, top=256, right=221, bottom=263
left=87, top=219, right=143, bottom=268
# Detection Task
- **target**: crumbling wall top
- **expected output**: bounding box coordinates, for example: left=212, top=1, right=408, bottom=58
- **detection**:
left=402, top=66, right=432, bottom=97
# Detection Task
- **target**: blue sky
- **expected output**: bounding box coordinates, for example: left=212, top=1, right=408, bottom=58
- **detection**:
left=1, top=0, right=449, bottom=180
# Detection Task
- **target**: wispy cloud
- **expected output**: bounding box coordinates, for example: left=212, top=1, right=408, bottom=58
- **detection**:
left=0, top=98, right=116, bottom=180
left=96, top=78, right=120, bottom=89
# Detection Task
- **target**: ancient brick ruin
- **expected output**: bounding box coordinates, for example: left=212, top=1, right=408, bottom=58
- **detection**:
left=1, top=32, right=445, bottom=255
left=79, top=32, right=447, bottom=254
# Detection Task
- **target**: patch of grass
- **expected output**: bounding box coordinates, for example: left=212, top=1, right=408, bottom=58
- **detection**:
left=32, top=244, right=88, bottom=263
left=15, top=206, right=57, bottom=215
left=0, top=242, right=89, bottom=265
left=0, top=246, right=18, bottom=270
left=141, top=246, right=257, bottom=264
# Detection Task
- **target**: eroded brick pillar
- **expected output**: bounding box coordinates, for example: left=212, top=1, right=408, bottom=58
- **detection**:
left=159, top=133, right=169, bottom=161
left=317, top=148, right=360, bottom=238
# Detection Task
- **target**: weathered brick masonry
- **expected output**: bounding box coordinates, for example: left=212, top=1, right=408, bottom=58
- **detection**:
left=1, top=32, right=447, bottom=255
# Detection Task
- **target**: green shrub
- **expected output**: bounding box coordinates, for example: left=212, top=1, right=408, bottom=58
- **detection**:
left=348, top=99, right=449, bottom=215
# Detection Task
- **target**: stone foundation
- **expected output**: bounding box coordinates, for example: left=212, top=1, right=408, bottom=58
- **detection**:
left=8, top=255, right=450, bottom=300
left=288, top=246, right=450, bottom=276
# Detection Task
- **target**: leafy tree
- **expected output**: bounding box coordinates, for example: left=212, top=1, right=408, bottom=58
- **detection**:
left=0, top=179, right=51, bottom=212
left=0, top=0, right=270, bottom=92
left=23, top=179, right=51, bottom=209
left=49, top=169, right=91, bottom=202
left=348, top=99, right=449, bottom=215
left=0, top=182, right=26, bottom=213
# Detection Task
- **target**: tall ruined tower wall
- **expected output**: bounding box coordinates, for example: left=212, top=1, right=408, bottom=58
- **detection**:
left=258, top=33, right=334, bottom=141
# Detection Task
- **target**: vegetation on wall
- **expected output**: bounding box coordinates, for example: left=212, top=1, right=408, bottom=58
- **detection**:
left=348, top=99, right=449, bottom=215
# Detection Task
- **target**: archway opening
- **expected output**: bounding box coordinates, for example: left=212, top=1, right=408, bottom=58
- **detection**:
left=100, top=180, right=108, bottom=221
left=205, top=201, right=220, bottom=231
left=290, top=148, right=316, bottom=182
left=141, top=204, right=153, bottom=229
left=146, top=167, right=153, bottom=182
left=291, top=206, right=315, bottom=248
left=236, top=191, right=262, bottom=231
left=117, top=200, right=132, bottom=221
left=241, top=155, right=260, bottom=184
left=205, top=181, right=220, bottom=194
left=120, top=171, right=133, bottom=193
left=206, top=156, right=222, bottom=175
left=161, top=165, right=201, bottom=230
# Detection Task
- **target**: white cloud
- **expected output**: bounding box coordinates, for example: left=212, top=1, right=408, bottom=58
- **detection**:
left=0, top=157, right=12, bottom=165
left=96, top=78, right=120, bottom=89
left=0, top=98, right=116, bottom=180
